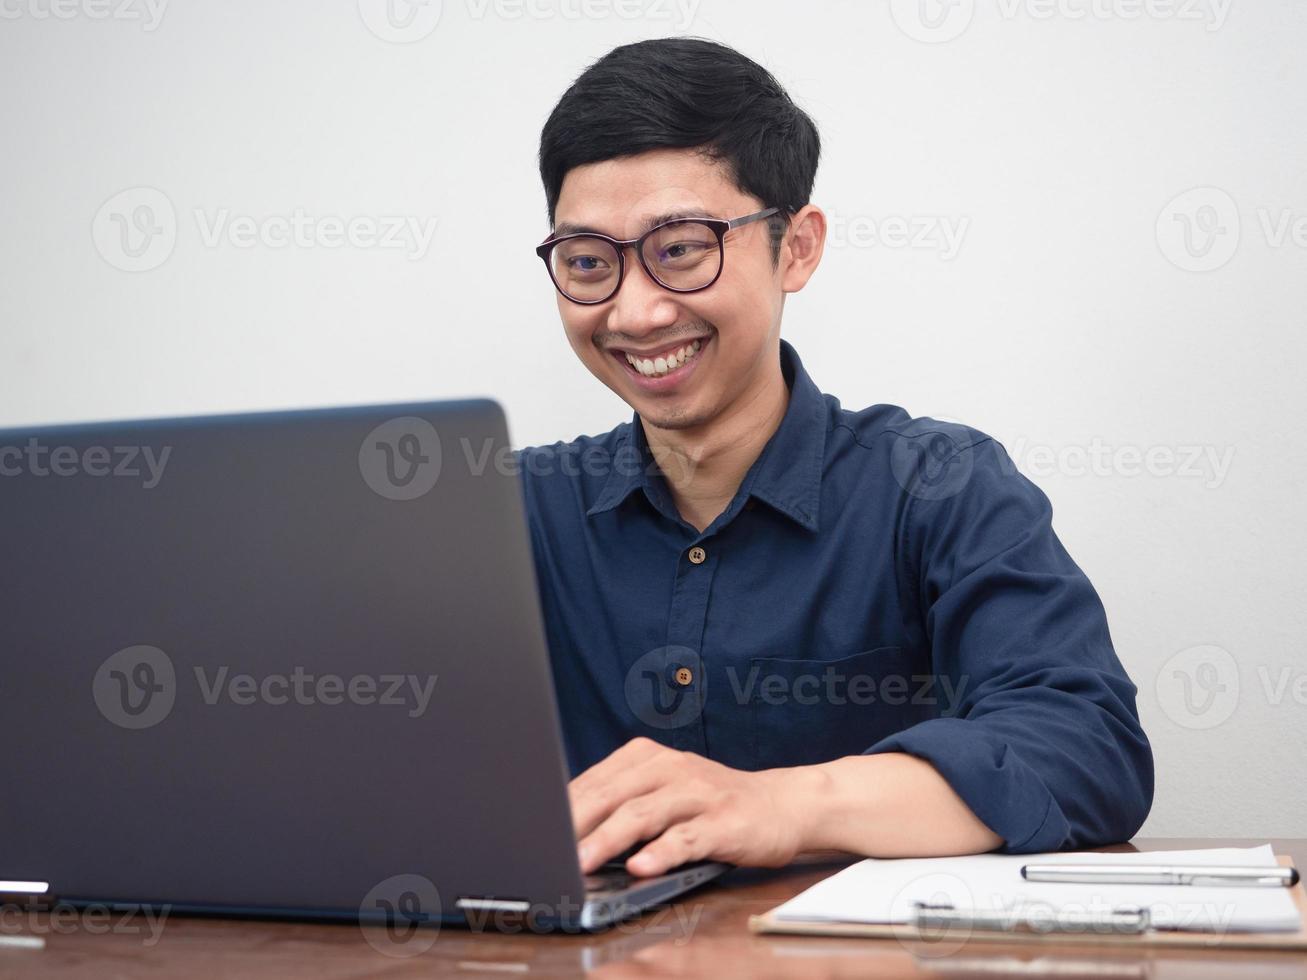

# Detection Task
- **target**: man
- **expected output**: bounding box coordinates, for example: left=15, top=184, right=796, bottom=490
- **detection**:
left=518, top=37, right=1152, bottom=880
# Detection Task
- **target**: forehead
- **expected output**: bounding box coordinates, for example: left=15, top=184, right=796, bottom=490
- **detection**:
left=554, top=148, right=752, bottom=238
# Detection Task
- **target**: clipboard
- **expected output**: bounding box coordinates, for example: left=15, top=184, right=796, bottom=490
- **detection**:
left=748, top=854, right=1307, bottom=951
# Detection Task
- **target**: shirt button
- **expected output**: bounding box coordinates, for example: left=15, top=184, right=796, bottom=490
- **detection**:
left=688, top=546, right=707, bottom=565
left=674, top=666, right=694, bottom=687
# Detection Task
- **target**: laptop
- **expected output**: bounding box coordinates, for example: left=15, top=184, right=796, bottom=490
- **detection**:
left=0, top=399, right=725, bottom=932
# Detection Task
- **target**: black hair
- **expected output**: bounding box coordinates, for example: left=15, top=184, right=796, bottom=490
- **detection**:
left=538, top=37, right=821, bottom=264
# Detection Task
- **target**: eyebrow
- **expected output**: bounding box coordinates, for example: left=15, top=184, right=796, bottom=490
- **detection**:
left=551, top=209, right=716, bottom=239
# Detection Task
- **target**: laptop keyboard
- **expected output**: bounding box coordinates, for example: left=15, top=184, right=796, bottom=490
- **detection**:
left=584, top=861, right=636, bottom=894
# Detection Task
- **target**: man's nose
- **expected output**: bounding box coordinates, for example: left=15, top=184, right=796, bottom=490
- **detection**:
left=606, top=248, right=680, bottom=337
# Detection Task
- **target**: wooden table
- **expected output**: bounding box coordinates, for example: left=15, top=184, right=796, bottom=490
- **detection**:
left=2, top=839, right=1304, bottom=978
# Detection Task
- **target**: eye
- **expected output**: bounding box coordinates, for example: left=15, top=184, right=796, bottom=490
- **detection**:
left=656, top=241, right=712, bottom=265
left=568, top=255, right=605, bottom=271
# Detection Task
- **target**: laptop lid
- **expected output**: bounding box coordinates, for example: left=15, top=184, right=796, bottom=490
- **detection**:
left=0, top=399, right=588, bottom=924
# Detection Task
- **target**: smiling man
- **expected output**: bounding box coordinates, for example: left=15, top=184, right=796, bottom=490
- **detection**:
left=518, top=37, right=1153, bottom=879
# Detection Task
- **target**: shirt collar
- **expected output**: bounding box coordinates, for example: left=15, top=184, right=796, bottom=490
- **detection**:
left=587, top=339, right=827, bottom=532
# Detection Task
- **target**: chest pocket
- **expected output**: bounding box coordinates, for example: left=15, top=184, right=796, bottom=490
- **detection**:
left=744, top=645, right=937, bottom=770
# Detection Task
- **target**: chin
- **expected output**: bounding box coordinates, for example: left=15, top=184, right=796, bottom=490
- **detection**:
left=638, top=403, right=716, bottom=432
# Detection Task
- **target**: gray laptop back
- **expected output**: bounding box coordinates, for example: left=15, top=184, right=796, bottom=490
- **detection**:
left=0, top=400, right=587, bottom=924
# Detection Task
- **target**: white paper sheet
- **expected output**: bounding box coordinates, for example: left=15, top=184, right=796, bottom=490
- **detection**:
left=772, top=845, right=1300, bottom=933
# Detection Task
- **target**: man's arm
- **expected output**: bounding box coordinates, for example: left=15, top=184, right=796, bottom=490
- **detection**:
left=867, top=430, right=1154, bottom=853
left=572, top=431, right=1153, bottom=874
left=571, top=739, right=1000, bottom=876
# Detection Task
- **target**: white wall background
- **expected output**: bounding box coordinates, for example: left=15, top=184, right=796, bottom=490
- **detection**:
left=2, top=0, right=1304, bottom=837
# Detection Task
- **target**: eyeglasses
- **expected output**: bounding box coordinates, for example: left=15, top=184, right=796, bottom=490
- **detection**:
left=535, top=207, right=781, bottom=305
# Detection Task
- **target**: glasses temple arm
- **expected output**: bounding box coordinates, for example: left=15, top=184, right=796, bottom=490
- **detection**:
left=725, top=206, right=784, bottom=230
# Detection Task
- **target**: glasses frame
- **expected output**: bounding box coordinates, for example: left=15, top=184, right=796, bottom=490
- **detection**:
left=535, top=206, right=782, bottom=306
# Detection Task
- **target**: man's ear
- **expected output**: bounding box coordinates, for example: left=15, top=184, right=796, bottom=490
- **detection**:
left=780, top=205, right=826, bottom=294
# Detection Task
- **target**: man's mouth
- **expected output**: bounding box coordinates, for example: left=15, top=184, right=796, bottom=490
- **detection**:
left=610, top=337, right=707, bottom=382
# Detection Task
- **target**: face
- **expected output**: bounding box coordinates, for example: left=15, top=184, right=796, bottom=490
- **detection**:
left=547, top=149, right=794, bottom=433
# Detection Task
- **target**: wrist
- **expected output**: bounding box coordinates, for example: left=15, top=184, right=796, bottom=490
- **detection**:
left=767, top=761, right=838, bottom=855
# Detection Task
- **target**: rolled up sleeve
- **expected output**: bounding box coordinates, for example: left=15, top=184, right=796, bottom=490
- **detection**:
left=866, top=433, right=1154, bottom=853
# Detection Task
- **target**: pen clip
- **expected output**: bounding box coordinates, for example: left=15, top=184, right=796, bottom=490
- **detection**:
left=1188, top=873, right=1296, bottom=888
left=912, top=901, right=1151, bottom=936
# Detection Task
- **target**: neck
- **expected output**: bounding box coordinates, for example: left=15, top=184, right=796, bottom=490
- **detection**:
left=641, top=350, right=790, bottom=533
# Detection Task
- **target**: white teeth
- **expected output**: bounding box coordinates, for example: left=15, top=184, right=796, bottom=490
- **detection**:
left=623, top=339, right=705, bottom=378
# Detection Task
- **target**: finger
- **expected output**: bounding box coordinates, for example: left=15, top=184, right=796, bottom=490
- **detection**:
left=626, top=816, right=720, bottom=878
left=568, top=736, right=665, bottom=801
left=570, top=762, right=668, bottom=841
left=577, top=789, right=706, bottom=874
left=570, top=744, right=689, bottom=839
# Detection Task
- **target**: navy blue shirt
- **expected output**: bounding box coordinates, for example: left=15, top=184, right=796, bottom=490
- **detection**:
left=517, top=341, right=1153, bottom=853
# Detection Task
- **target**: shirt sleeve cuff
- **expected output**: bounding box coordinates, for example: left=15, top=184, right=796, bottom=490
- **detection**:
left=864, top=717, right=1071, bottom=853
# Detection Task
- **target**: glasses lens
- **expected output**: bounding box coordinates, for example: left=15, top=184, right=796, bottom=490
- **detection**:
left=642, top=221, right=721, bottom=290
left=549, top=236, right=621, bottom=303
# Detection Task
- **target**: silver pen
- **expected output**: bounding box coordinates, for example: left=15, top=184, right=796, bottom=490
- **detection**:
left=1020, top=863, right=1300, bottom=888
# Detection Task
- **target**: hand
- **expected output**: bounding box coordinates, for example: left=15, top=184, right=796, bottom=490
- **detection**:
left=568, top=736, right=816, bottom=877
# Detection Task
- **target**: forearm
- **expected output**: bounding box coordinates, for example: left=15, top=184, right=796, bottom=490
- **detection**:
left=787, top=752, right=1003, bottom=858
